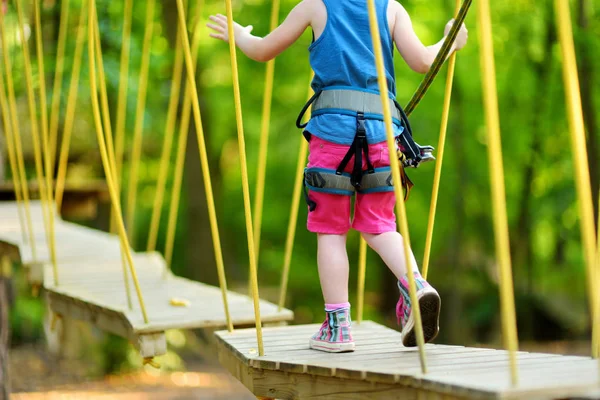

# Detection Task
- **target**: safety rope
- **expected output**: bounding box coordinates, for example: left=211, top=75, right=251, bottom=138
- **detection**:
left=175, top=0, right=233, bottom=332
left=421, top=0, right=461, bottom=280
left=478, top=0, right=519, bottom=384
left=404, top=0, right=472, bottom=117
left=223, top=0, right=265, bottom=354
left=92, top=4, right=134, bottom=310
left=277, top=77, right=312, bottom=311
left=48, top=0, right=70, bottom=171
left=16, top=0, right=59, bottom=284
left=126, top=0, right=156, bottom=243
left=55, top=4, right=87, bottom=212
left=252, top=0, right=281, bottom=263
left=0, top=61, right=27, bottom=243
left=356, top=237, right=367, bottom=323
left=111, top=0, right=134, bottom=234
left=554, top=0, right=599, bottom=359
left=147, top=14, right=186, bottom=253
left=0, top=10, right=36, bottom=257
left=88, top=0, right=148, bottom=324
left=165, top=0, right=203, bottom=269
left=366, top=0, right=427, bottom=373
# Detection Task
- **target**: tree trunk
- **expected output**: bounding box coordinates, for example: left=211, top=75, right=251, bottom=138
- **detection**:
left=0, top=276, right=10, bottom=399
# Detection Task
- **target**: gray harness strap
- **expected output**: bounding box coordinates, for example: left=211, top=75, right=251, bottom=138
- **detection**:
left=305, top=167, right=393, bottom=195
left=311, top=89, right=402, bottom=121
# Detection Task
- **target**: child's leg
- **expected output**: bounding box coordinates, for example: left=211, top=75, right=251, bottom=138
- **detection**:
left=361, top=231, right=419, bottom=280
left=317, top=234, right=350, bottom=304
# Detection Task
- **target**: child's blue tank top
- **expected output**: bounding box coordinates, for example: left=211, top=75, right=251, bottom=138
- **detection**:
left=305, top=0, right=403, bottom=145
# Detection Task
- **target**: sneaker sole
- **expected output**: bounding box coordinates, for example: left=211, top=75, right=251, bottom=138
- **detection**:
left=309, top=338, right=355, bottom=353
left=401, top=287, right=441, bottom=347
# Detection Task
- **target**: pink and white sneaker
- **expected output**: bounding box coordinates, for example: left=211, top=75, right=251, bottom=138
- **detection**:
left=309, top=306, right=355, bottom=353
left=396, top=273, right=441, bottom=347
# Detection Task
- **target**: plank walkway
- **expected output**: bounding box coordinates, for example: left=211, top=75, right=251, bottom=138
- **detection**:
left=0, top=201, right=294, bottom=357
left=215, top=321, right=600, bottom=400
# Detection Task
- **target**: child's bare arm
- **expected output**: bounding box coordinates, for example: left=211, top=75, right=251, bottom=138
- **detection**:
left=391, top=2, right=468, bottom=74
left=207, top=0, right=315, bottom=62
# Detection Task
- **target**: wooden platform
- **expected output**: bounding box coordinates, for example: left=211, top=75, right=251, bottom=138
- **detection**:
left=0, top=201, right=294, bottom=357
left=215, top=321, right=600, bottom=400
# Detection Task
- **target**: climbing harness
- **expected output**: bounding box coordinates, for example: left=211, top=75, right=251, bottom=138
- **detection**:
left=297, top=88, right=433, bottom=210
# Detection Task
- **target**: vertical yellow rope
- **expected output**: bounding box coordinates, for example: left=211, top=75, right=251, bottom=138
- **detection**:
left=165, top=0, right=203, bottom=269
left=422, top=0, right=461, bottom=280
left=554, top=0, right=599, bottom=359
left=478, top=0, right=519, bottom=385
left=92, top=4, right=134, bottom=310
left=126, top=0, right=156, bottom=243
left=48, top=0, right=70, bottom=170
left=147, top=23, right=185, bottom=253
left=224, top=0, right=264, bottom=354
left=277, top=77, right=313, bottom=311
left=0, top=62, right=27, bottom=243
left=16, top=0, right=58, bottom=283
left=252, top=0, right=281, bottom=262
left=366, top=0, right=427, bottom=373
left=111, top=0, right=134, bottom=234
left=55, top=4, right=87, bottom=213
left=88, top=0, right=148, bottom=323
left=175, top=0, right=233, bottom=332
left=0, top=10, right=36, bottom=258
left=356, top=237, right=367, bottom=323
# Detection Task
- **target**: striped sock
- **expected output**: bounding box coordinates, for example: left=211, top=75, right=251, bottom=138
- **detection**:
left=325, top=302, right=350, bottom=311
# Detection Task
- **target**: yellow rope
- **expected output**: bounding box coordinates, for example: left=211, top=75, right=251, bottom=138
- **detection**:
left=0, top=61, right=27, bottom=243
left=252, top=0, right=281, bottom=263
left=88, top=0, right=148, bottom=324
left=147, top=21, right=185, bottom=253
left=421, top=0, right=461, bottom=280
left=48, top=0, right=70, bottom=170
left=366, top=0, right=427, bottom=373
left=175, top=0, right=233, bottom=332
left=277, top=77, right=313, bottom=311
left=554, top=0, right=599, bottom=359
left=55, top=3, right=87, bottom=212
left=478, top=0, right=519, bottom=384
left=16, top=0, right=59, bottom=283
left=356, top=237, right=367, bottom=324
left=165, top=0, right=203, bottom=269
left=92, top=4, right=134, bottom=311
left=111, top=0, right=134, bottom=234
left=224, top=0, right=264, bottom=354
left=126, top=0, right=156, bottom=243
left=0, top=10, right=36, bottom=258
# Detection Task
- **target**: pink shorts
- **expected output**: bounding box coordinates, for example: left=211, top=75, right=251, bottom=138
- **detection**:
left=306, top=136, right=397, bottom=235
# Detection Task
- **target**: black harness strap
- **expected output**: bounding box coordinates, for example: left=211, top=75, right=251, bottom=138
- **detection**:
left=335, top=113, right=374, bottom=190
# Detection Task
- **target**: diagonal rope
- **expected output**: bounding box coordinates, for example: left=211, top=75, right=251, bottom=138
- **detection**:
left=111, top=0, right=134, bottom=234
left=147, top=12, right=186, bottom=253
left=224, top=0, right=264, bottom=355
left=356, top=236, right=367, bottom=323
left=55, top=3, right=87, bottom=212
left=175, top=0, right=233, bottom=332
left=126, top=0, right=156, bottom=244
left=478, top=0, right=519, bottom=385
left=278, top=76, right=312, bottom=311
left=92, top=3, right=134, bottom=310
left=16, top=0, right=59, bottom=283
left=0, top=60, right=27, bottom=243
left=48, top=0, right=70, bottom=171
left=366, top=0, right=427, bottom=373
left=252, top=0, right=281, bottom=264
left=88, top=0, right=148, bottom=324
left=421, top=0, right=461, bottom=280
left=165, top=0, right=203, bottom=269
left=0, top=10, right=36, bottom=258
left=554, top=0, right=599, bottom=360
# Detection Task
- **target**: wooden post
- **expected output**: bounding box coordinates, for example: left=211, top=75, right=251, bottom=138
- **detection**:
left=0, top=256, right=12, bottom=399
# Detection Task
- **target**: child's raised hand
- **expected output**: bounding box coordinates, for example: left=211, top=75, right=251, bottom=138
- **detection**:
left=444, top=19, right=468, bottom=50
left=207, top=14, right=253, bottom=43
